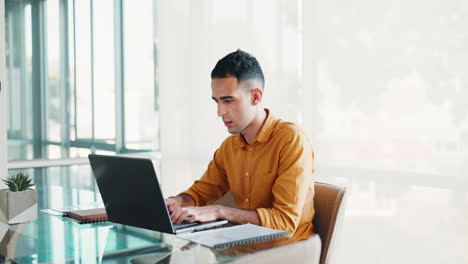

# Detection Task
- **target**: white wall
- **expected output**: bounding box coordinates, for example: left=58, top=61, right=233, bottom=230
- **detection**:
left=156, top=0, right=468, bottom=197
left=302, top=0, right=468, bottom=179
left=301, top=1, right=468, bottom=262
left=0, top=0, right=7, bottom=189
left=156, top=0, right=303, bottom=195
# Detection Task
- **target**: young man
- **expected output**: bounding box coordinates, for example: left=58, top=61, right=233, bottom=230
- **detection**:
left=165, top=50, right=315, bottom=240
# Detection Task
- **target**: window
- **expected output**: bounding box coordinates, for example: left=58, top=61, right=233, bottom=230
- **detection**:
left=5, top=0, right=159, bottom=162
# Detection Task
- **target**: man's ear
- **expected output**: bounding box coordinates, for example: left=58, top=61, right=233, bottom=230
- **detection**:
left=251, top=88, right=263, bottom=105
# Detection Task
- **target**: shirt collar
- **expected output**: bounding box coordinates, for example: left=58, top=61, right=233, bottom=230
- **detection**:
left=236, top=108, right=276, bottom=148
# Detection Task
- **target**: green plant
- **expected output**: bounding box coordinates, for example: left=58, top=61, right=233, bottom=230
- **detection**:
left=2, top=172, right=34, bottom=192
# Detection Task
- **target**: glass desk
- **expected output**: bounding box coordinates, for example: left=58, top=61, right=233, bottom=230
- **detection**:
left=1, top=165, right=320, bottom=263
left=0, top=213, right=320, bottom=264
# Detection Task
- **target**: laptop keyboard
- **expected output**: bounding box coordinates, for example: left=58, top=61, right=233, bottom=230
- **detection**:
left=173, top=222, right=199, bottom=229
left=169, top=213, right=199, bottom=229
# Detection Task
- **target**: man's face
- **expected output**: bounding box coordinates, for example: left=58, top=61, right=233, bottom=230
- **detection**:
left=211, top=77, right=255, bottom=134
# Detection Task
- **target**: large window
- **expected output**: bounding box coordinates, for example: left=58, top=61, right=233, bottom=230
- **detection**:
left=5, top=0, right=159, bottom=162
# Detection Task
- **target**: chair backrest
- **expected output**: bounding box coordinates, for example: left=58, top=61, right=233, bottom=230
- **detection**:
left=213, top=182, right=347, bottom=264
left=313, top=182, right=347, bottom=264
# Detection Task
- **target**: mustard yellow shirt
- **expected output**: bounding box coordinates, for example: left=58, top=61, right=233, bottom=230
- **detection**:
left=181, top=109, right=315, bottom=240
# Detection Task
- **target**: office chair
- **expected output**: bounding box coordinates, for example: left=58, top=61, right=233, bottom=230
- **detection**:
left=313, top=182, right=347, bottom=264
left=213, top=182, right=347, bottom=264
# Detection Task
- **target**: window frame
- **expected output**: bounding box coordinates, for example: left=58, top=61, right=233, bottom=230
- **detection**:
left=5, top=0, right=159, bottom=163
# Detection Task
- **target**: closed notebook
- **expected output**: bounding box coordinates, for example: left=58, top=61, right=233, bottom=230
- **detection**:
left=176, top=223, right=289, bottom=248
left=66, top=208, right=108, bottom=223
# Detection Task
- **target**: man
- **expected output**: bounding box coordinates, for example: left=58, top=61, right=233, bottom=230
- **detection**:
left=165, top=50, right=315, bottom=240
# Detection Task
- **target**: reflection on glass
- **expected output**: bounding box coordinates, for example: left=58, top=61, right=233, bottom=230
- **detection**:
left=124, top=0, right=156, bottom=150
left=68, top=0, right=76, bottom=142
left=6, top=2, right=34, bottom=162
left=24, top=4, right=33, bottom=141
left=5, top=0, right=159, bottom=162
left=75, top=0, right=92, bottom=140
left=46, top=0, right=61, bottom=142
left=5, top=165, right=166, bottom=263
left=47, top=145, right=62, bottom=159
left=93, top=0, right=116, bottom=141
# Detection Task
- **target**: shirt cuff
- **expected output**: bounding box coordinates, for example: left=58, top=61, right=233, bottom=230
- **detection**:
left=256, top=207, right=296, bottom=237
left=179, top=190, right=203, bottom=206
left=256, top=208, right=270, bottom=227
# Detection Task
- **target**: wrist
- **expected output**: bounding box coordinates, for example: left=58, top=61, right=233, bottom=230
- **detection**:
left=175, top=196, right=184, bottom=206
left=177, top=193, right=195, bottom=207
left=215, top=205, right=226, bottom=220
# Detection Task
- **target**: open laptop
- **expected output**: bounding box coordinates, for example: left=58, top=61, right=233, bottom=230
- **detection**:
left=88, top=154, right=228, bottom=234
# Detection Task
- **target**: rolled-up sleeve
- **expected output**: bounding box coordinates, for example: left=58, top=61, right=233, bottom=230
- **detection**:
left=256, top=127, right=314, bottom=233
left=180, top=148, right=229, bottom=206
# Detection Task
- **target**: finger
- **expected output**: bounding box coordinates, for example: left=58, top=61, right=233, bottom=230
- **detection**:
left=170, top=208, right=182, bottom=223
left=167, top=203, right=175, bottom=213
left=166, top=202, right=173, bottom=211
left=175, top=210, right=189, bottom=224
left=172, top=209, right=183, bottom=224
left=187, top=213, right=198, bottom=224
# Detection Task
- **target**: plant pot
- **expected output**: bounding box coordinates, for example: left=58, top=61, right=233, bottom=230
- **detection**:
left=0, top=189, right=37, bottom=224
left=0, top=223, right=35, bottom=259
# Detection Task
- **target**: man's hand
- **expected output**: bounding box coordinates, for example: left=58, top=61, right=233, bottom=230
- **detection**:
left=165, top=194, right=260, bottom=225
left=170, top=205, right=222, bottom=224
left=165, top=196, right=183, bottom=213
left=165, top=194, right=196, bottom=214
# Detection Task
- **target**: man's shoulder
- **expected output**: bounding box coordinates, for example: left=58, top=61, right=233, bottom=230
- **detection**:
left=271, top=119, right=306, bottom=139
left=270, top=119, right=313, bottom=155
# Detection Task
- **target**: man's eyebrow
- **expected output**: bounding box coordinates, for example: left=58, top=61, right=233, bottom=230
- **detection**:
left=212, top=96, right=235, bottom=101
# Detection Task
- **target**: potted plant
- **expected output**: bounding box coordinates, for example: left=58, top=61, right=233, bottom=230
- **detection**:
left=0, top=172, right=37, bottom=224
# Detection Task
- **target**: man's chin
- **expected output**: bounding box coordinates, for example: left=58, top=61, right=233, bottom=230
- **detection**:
left=227, top=127, right=240, bottom=134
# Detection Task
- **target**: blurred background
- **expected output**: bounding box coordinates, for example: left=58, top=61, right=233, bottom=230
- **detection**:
left=1, top=0, right=467, bottom=263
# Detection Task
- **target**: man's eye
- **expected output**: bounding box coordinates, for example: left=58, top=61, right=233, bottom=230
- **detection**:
left=225, top=100, right=233, bottom=104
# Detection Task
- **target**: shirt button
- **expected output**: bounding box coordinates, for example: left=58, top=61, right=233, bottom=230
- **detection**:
left=245, top=198, right=249, bottom=203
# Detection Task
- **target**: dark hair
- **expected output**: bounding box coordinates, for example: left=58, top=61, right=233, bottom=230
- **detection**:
left=211, top=49, right=265, bottom=89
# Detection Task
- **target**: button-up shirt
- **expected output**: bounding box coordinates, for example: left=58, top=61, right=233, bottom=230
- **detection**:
left=181, top=109, right=315, bottom=240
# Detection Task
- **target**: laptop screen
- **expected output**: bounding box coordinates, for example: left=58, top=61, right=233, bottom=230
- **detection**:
left=89, top=154, right=175, bottom=234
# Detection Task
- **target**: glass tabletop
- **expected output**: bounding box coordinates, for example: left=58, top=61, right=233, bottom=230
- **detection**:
left=1, top=213, right=303, bottom=264
left=1, top=165, right=315, bottom=264
left=0, top=214, right=172, bottom=264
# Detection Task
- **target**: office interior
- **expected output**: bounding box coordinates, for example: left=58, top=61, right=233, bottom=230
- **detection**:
left=0, top=0, right=467, bottom=263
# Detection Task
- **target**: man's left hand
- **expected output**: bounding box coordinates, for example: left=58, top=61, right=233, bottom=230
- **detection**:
left=172, top=205, right=223, bottom=224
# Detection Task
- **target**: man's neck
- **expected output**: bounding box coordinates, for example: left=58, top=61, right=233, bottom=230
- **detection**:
left=241, top=108, right=267, bottom=145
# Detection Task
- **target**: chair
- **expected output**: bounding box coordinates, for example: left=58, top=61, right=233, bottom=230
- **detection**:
left=313, top=182, right=347, bottom=264
left=212, top=182, right=347, bottom=264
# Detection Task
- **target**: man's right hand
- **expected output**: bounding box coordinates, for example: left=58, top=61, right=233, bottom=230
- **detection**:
left=165, top=196, right=183, bottom=213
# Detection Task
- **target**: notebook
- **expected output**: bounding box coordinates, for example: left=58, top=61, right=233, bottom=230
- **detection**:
left=176, top=223, right=289, bottom=248
left=88, top=154, right=228, bottom=234
left=65, top=208, right=109, bottom=224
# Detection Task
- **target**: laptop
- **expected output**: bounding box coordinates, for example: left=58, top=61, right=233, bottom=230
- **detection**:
left=88, top=154, right=228, bottom=234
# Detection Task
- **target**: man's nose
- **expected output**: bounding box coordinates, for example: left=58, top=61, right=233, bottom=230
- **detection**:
left=217, top=103, right=226, bottom=117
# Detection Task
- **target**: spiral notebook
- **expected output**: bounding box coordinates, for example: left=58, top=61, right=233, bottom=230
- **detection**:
left=176, top=224, right=289, bottom=248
